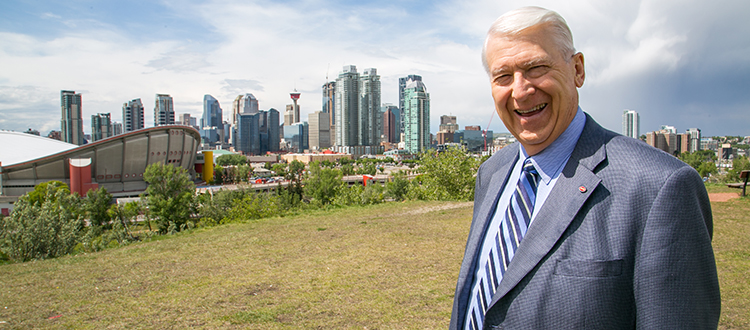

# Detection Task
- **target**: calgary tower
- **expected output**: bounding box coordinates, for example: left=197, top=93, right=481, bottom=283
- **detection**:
left=290, top=89, right=301, bottom=123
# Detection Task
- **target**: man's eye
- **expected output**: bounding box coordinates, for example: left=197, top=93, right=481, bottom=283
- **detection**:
left=494, top=74, right=512, bottom=85
left=527, top=66, right=549, bottom=78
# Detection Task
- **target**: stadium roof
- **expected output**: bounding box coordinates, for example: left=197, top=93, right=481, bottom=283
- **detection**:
left=0, top=130, right=77, bottom=166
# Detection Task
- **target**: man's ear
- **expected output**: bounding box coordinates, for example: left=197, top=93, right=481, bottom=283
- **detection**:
left=573, top=52, right=585, bottom=88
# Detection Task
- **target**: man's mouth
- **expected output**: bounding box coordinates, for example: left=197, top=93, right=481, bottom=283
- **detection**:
left=515, top=103, right=547, bottom=116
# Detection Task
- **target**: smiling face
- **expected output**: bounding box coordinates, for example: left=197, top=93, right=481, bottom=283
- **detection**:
left=485, top=24, right=585, bottom=155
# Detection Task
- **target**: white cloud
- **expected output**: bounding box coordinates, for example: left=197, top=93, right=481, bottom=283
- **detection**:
left=1, top=0, right=749, bottom=137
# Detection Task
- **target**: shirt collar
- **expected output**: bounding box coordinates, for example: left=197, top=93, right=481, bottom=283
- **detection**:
left=519, top=107, right=586, bottom=184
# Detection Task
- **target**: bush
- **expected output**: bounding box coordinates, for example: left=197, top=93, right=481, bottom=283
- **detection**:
left=304, top=162, right=345, bottom=205
left=83, top=188, right=113, bottom=228
left=725, top=156, right=750, bottom=183
left=224, top=193, right=284, bottom=222
left=215, top=154, right=248, bottom=166
left=386, top=171, right=411, bottom=201
left=0, top=185, right=85, bottom=261
left=198, top=189, right=253, bottom=226
left=411, top=146, right=480, bottom=201
left=333, top=184, right=385, bottom=206
left=143, top=162, right=197, bottom=234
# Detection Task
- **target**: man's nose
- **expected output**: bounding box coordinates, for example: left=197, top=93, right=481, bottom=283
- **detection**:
left=511, top=72, right=535, bottom=99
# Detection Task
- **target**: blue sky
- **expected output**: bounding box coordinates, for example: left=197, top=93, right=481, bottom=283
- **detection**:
left=1, top=0, right=749, bottom=138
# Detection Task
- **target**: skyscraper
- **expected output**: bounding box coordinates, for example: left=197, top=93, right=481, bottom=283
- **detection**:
left=236, top=113, right=260, bottom=155
left=399, top=75, right=422, bottom=138
left=230, top=93, right=259, bottom=146
left=154, top=94, right=175, bottom=126
left=622, top=109, right=639, bottom=139
left=61, top=90, right=84, bottom=145
left=322, top=81, right=335, bottom=125
left=333, top=65, right=381, bottom=150
left=440, top=115, right=459, bottom=133
left=180, top=113, right=197, bottom=129
left=202, top=94, right=223, bottom=145
left=232, top=93, right=259, bottom=124
left=266, top=108, right=280, bottom=152
left=381, top=104, right=399, bottom=143
left=359, top=68, right=381, bottom=147
left=284, top=122, right=308, bottom=153
left=284, top=104, right=296, bottom=126
left=112, top=122, right=122, bottom=136
left=322, top=81, right=336, bottom=146
left=403, top=79, right=430, bottom=154
left=309, top=110, right=331, bottom=150
left=91, top=113, right=112, bottom=142
left=123, top=98, right=145, bottom=132
left=335, top=65, right=359, bottom=146
left=687, top=128, right=701, bottom=152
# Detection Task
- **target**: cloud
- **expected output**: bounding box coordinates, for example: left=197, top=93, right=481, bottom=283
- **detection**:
left=221, top=79, right=265, bottom=99
left=1, top=0, right=749, bottom=137
left=40, top=13, right=62, bottom=20
left=146, top=48, right=212, bottom=73
left=0, top=85, right=59, bottom=133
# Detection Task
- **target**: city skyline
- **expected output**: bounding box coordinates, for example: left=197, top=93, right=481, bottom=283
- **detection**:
left=1, top=0, right=749, bottom=137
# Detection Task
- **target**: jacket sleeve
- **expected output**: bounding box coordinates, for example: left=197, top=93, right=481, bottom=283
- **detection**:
left=634, top=165, right=720, bottom=329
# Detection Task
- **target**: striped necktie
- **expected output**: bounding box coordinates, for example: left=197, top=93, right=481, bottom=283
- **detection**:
left=465, top=158, right=540, bottom=330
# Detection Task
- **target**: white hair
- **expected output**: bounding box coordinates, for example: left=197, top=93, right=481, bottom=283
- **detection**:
left=482, top=6, right=575, bottom=74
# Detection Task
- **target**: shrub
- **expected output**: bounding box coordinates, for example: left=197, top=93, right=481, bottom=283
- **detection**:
left=143, top=162, right=197, bottom=234
left=215, top=154, right=248, bottom=166
left=333, top=184, right=385, bottom=206
left=83, top=187, right=113, bottom=228
left=411, top=146, right=480, bottom=201
left=0, top=185, right=85, bottom=261
left=198, top=189, right=252, bottom=226
left=304, top=162, right=344, bottom=205
left=386, top=171, right=411, bottom=201
left=224, top=193, right=284, bottom=222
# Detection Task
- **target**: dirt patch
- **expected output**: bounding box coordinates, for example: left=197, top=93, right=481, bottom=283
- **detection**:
left=709, top=193, right=739, bottom=202
left=405, top=202, right=473, bottom=215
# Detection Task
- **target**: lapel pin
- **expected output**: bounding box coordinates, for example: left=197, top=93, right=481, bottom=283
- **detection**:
left=579, top=186, right=587, bottom=193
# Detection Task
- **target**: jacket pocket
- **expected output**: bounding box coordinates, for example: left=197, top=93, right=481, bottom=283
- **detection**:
left=554, top=259, right=623, bottom=277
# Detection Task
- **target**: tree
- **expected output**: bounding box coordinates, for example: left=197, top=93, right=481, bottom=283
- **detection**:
left=411, top=146, right=481, bottom=201
left=0, top=184, right=85, bottom=261
left=697, top=162, right=718, bottom=179
left=26, top=181, right=70, bottom=206
left=726, top=156, right=750, bottom=182
left=272, top=163, right=288, bottom=178
left=83, top=188, right=113, bottom=228
left=341, top=164, right=354, bottom=176
left=107, top=201, right=139, bottom=242
left=143, top=162, right=197, bottom=234
left=215, top=154, right=248, bottom=166
left=356, top=162, right=377, bottom=176
left=304, top=162, right=344, bottom=205
left=386, top=170, right=411, bottom=201
left=679, top=150, right=717, bottom=179
left=281, top=160, right=306, bottom=201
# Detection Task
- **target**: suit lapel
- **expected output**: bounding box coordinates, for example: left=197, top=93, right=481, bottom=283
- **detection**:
left=464, top=151, right=518, bottom=273
left=491, top=115, right=608, bottom=304
left=453, top=149, right=517, bottom=325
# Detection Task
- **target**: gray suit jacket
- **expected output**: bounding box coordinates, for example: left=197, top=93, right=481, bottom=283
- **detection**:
left=450, top=115, right=720, bottom=329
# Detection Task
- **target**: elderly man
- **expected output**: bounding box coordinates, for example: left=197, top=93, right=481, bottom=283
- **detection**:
left=450, top=6, right=720, bottom=330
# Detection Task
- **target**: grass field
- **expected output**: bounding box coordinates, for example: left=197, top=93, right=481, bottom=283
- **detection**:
left=1, top=194, right=748, bottom=329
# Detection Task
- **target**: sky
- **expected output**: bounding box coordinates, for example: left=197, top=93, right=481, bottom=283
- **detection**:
left=1, top=0, right=749, bottom=138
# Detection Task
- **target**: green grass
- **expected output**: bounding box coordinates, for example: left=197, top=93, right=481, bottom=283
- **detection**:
left=705, top=182, right=745, bottom=194
left=712, top=194, right=750, bottom=329
left=0, top=196, right=748, bottom=329
left=0, top=201, right=472, bottom=329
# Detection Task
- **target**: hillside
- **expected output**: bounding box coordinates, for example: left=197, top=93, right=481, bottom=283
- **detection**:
left=1, top=195, right=748, bottom=329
